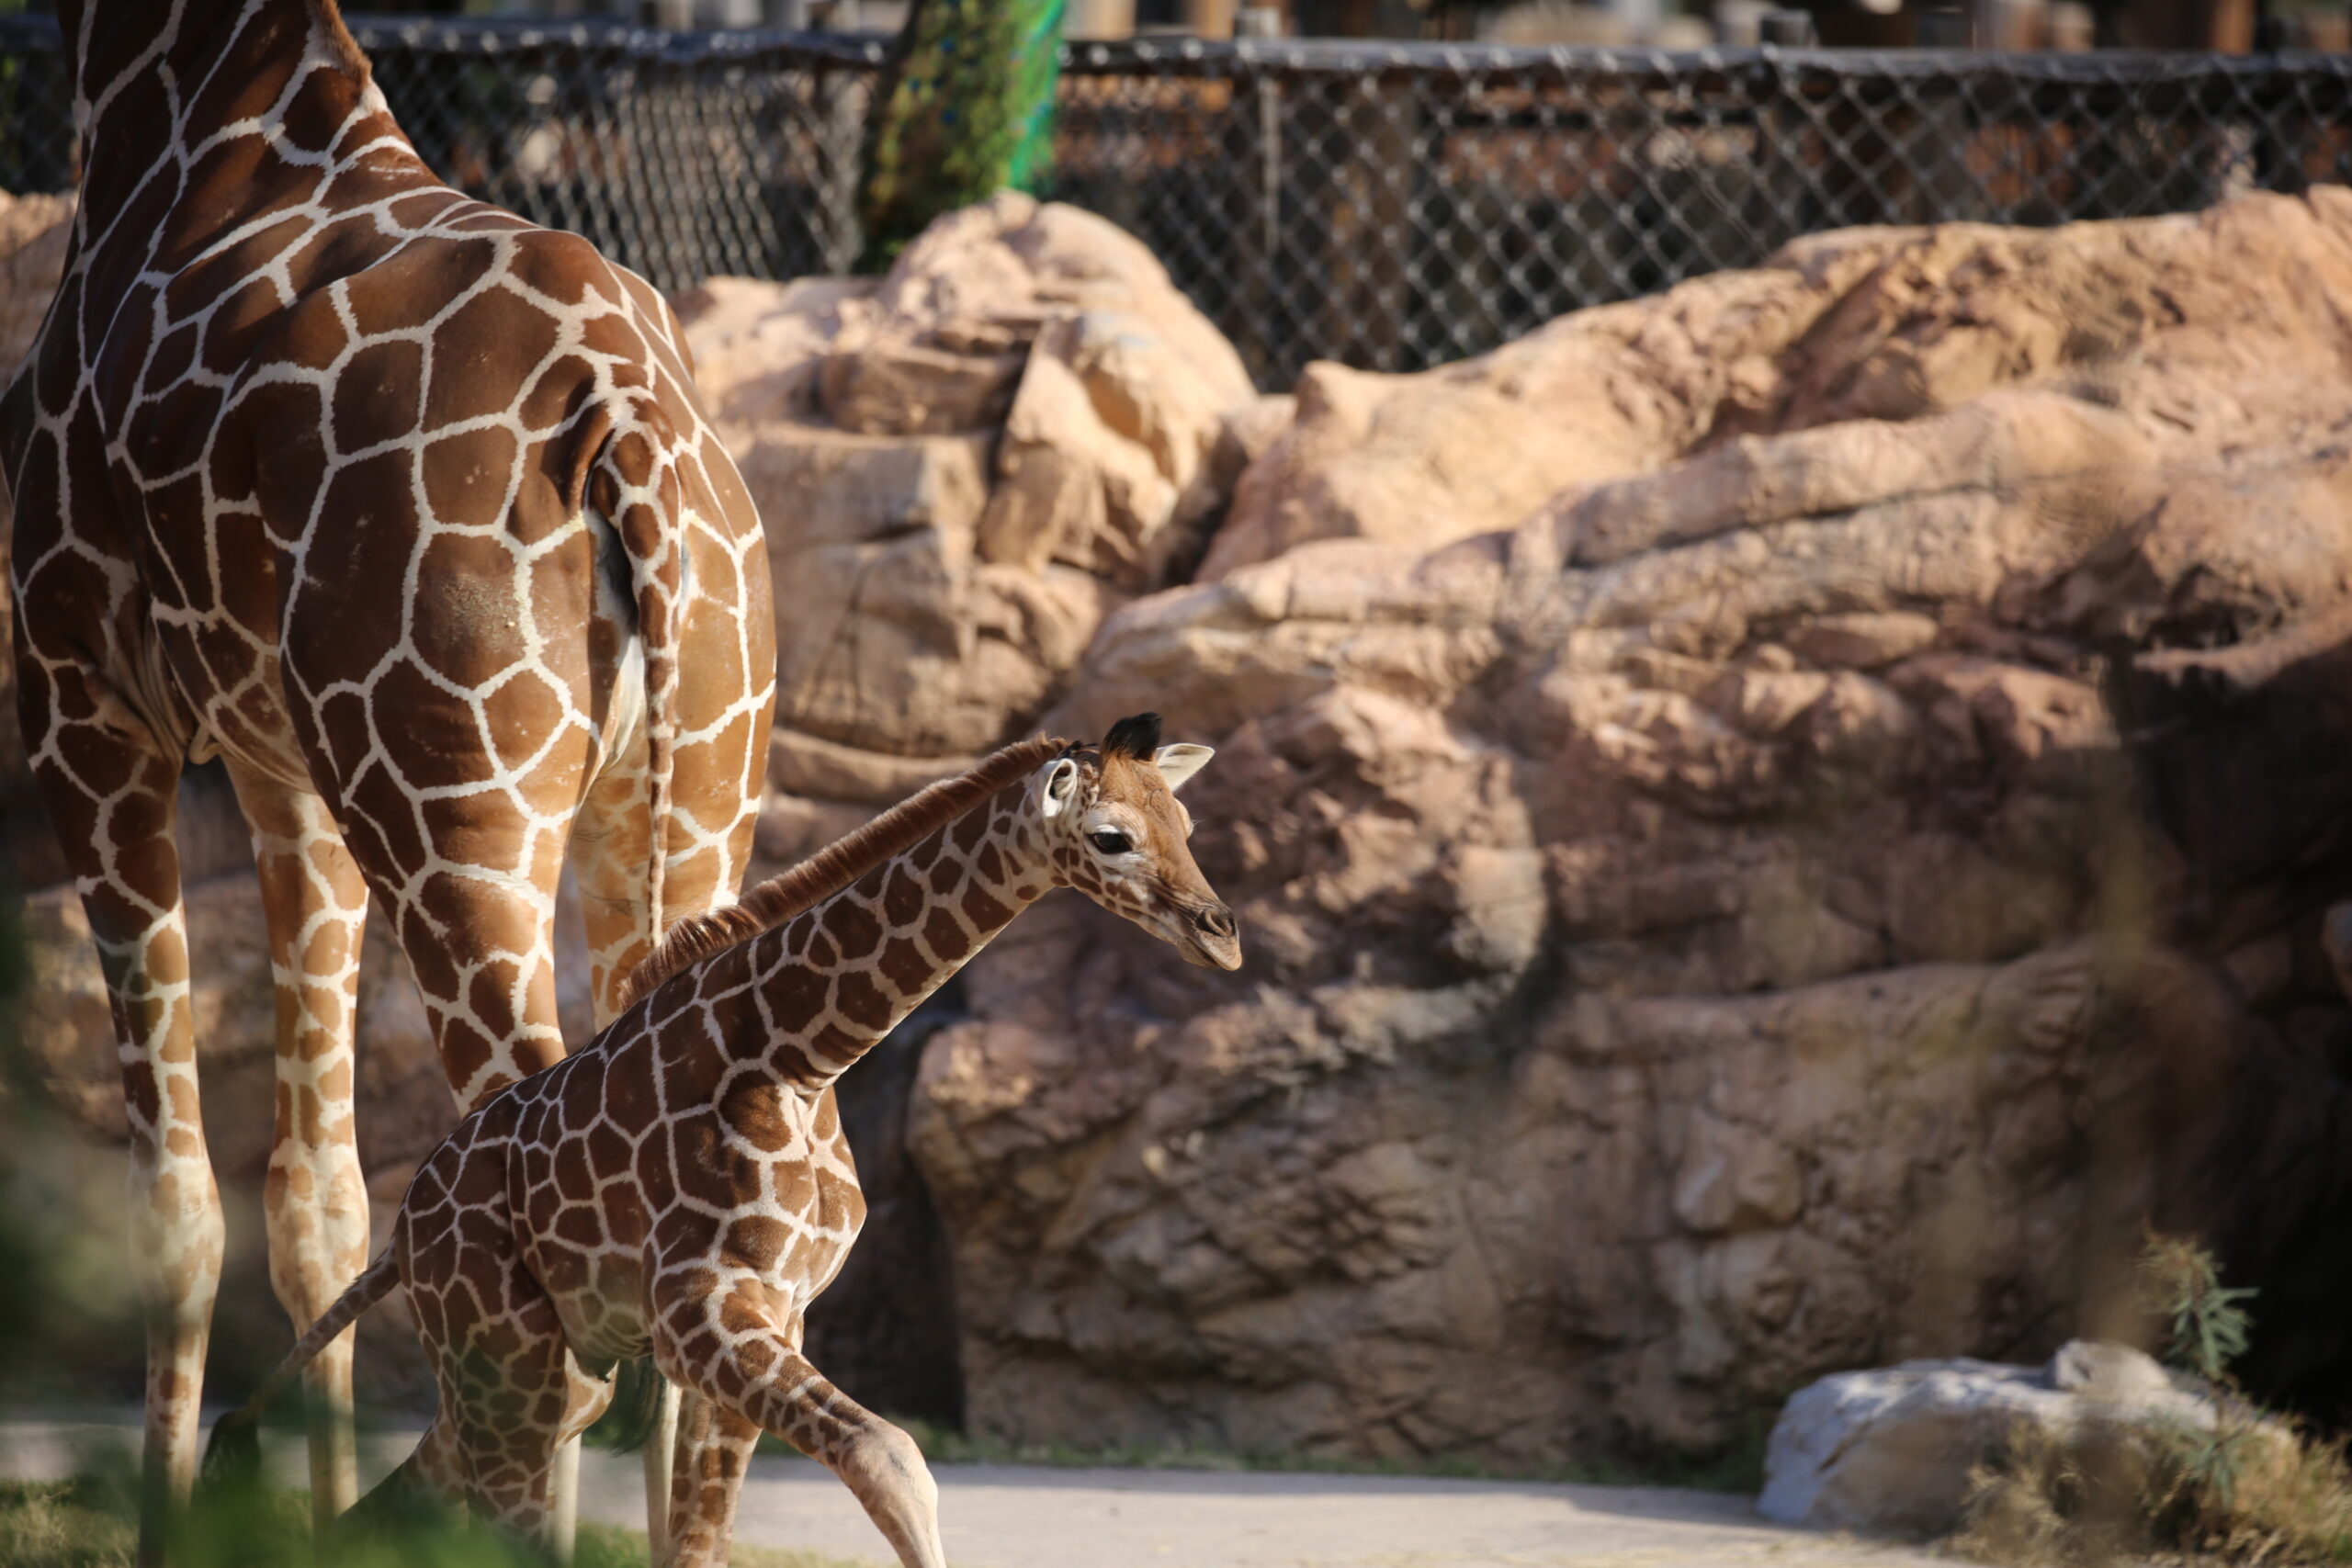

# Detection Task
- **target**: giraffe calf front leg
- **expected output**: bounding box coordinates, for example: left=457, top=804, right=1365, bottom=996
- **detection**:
left=653, top=1289, right=944, bottom=1568
left=658, top=1393, right=760, bottom=1568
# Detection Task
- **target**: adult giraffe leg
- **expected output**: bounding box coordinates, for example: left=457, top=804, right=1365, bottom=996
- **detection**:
left=281, top=574, right=595, bottom=1553
left=365, top=867, right=580, bottom=1557
left=570, top=747, right=752, bottom=1562
left=22, top=670, right=212, bottom=1564
left=228, top=767, right=371, bottom=1530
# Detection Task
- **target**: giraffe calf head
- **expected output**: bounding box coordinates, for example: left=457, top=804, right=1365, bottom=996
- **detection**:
left=1035, top=713, right=1242, bottom=972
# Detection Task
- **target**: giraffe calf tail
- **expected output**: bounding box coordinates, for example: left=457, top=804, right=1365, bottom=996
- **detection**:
left=202, top=1249, right=402, bottom=1488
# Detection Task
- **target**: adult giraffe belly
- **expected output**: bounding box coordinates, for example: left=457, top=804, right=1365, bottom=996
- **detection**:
left=144, top=602, right=314, bottom=789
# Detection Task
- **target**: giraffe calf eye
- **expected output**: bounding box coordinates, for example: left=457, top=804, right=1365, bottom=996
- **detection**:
left=1090, top=829, right=1133, bottom=855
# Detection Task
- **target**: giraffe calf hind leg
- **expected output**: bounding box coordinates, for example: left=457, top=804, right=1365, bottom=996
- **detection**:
left=338, top=1416, right=465, bottom=1540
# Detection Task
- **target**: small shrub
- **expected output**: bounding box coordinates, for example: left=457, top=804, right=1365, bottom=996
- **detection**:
left=1950, top=1233, right=2352, bottom=1566
left=2137, top=1228, right=2257, bottom=1389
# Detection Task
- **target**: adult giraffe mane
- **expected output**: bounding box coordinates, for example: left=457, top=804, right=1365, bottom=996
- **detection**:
left=614, top=734, right=1069, bottom=1010
left=288, top=0, right=373, bottom=83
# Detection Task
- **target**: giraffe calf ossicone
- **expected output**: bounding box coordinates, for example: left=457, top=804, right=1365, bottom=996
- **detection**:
left=209, top=714, right=1241, bottom=1567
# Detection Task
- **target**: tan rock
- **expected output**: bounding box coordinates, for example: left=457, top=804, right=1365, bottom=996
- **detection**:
left=820, top=334, right=1023, bottom=435
left=752, top=789, right=876, bottom=868
left=910, top=193, right=2352, bottom=1471
left=734, top=424, right=991, bottom=549
left=673, top=274, right=873, bottom=428
left=976, top=348, right=1120, bottom=574
left=767, top=728, right=983, bottom=807
left=0, top=189, right=71, bottom=378
left=1784, top=611, right=1940, bottom=670
left=684, top=194, right=1260, bottom=764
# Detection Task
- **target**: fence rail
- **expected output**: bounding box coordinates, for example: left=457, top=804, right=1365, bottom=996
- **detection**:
left=4, top=15, right=2349, bottom=386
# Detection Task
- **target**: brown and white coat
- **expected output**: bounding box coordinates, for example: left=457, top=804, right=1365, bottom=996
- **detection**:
left=214, top=716, right=1240, bottom=1566
left=6, top=0, right=774, bottom=1551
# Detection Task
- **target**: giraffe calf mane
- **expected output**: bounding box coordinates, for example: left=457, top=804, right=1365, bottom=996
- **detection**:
left=612, top=734, right=1069, bottom=1012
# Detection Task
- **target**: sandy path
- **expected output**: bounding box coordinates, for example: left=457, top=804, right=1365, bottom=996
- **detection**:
left=3, top=1416, right=1943, bottom=1568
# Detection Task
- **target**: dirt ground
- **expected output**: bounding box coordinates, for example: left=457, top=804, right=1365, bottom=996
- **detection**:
left=0, top=1416, right=1947, bottom=1568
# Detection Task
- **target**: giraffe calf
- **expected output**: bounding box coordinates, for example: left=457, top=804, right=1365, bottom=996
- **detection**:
left=209, top=714, right=1240, bottom=1567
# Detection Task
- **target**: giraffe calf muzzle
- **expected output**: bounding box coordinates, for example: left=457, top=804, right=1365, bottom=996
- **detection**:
left=1182, top=900, right=1245, bottom=970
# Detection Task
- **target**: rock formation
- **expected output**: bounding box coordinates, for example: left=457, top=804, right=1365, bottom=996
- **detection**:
left=676, top=191, right=1275, bottom=870
left=909, top=190, right=2352, bottom=1466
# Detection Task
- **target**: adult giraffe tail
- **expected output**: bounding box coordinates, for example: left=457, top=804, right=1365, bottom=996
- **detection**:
left=578, top=412, right=694, bottom=1463
left=202, top=1251, right=401, bottom=1487
left=583, top=409, right=690, bottom=951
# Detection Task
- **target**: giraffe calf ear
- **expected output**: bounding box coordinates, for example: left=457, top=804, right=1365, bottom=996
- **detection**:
left=1152, top=744, right=1215, bottom=794
left=1040, top=758, right=1081, bottom=818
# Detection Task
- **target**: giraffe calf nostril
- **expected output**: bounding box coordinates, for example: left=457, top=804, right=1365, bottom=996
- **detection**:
left=1193, top=904, right=1236, bottom=940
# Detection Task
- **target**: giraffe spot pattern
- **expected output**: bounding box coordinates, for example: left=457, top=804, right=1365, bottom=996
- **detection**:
left=6, top=0, right=783, bottom=1538
left=352, top=739, right=1235, bottom=1555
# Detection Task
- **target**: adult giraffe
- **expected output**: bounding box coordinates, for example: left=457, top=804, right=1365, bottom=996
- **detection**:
left=1, top=0, right=775, bottom=1555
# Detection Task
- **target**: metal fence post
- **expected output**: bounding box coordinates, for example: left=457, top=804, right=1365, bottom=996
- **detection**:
left=1233, top=48, right=1285, bottom=388
left=818, top=51, right=871, bottom=275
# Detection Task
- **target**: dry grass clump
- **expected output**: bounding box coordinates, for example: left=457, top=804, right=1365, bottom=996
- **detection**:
left=1951, top=1416, right=2352, bottom=1565
left=1950, top=1229, right=2352, bottom=1567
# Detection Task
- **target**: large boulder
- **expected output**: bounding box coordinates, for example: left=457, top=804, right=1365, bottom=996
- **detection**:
left=677, top=194, right=1272, bottom=868
left=907, top=191, right=2352, bottom=1466
left=1758, top=1341, right=2236, bottom=1536
left=1204, top=188, right=2352, bottom=578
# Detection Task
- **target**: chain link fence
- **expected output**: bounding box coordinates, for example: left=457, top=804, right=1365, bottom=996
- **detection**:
left=3, top=15, right=2350, bottom=385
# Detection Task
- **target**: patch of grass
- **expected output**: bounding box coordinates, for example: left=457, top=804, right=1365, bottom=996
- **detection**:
left=1951, top=1416, right=2352, bottom=1566
left=1950, top=1230, right=2352, bottom=1567
left=0, top=1477, right=138, bottom=1568
left=0, top=1476, right=869, bottom=1568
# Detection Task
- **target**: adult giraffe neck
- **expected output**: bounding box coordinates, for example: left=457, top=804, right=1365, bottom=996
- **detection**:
left=64, top=0, right=386, bottom=243
left=759, top=778, right=1053, bottom=1090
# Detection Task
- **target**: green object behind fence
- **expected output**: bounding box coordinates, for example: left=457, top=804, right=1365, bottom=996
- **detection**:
left=856, top=0, right=1067, bottom=272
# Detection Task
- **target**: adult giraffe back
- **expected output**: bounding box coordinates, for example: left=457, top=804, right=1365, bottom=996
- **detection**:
left=1, top=0, right=775, bottom=1554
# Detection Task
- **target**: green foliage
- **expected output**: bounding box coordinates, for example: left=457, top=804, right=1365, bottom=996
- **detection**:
left=854, top=0, right=1067, bottom=272
left=2135, top=1227, right=2257, bottom=1386
left=2133, top=1228, right=2259, bottom=1513
left=0, top=1474, right=865, bottom=1568
left=582, top=1357, right=664, bottom=1453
